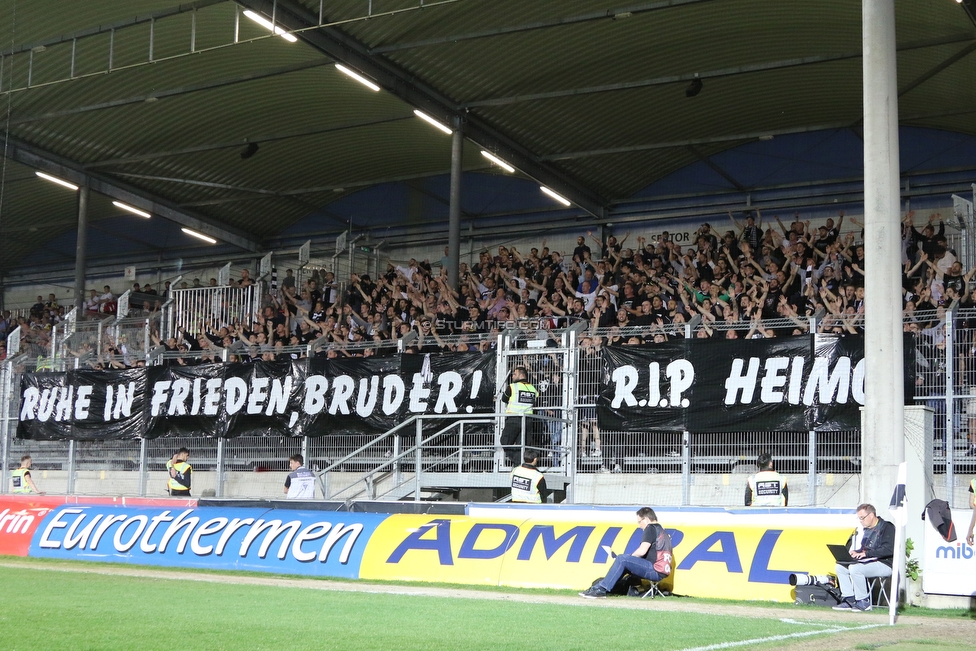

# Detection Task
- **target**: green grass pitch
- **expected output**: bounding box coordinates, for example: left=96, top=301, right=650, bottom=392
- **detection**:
left=0, top=562, right=951, bottom=651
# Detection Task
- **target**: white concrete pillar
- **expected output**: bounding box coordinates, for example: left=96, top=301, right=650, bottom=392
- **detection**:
left=861, top=0, right=905, bottom=511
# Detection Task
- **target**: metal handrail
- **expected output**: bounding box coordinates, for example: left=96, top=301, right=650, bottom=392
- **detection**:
left=318, top=411, right=573, bottom=501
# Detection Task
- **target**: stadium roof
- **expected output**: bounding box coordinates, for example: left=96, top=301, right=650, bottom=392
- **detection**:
left=1, top=0, right=975, bottom=275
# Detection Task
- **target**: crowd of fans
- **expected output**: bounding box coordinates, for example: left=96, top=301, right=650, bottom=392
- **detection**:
left=2, top=209, right=975, bottom=463
left=2, top=209, right=974, bottom=369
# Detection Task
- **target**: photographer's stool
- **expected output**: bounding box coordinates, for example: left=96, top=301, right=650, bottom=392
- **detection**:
left=867, top=576, right=890, bottom=607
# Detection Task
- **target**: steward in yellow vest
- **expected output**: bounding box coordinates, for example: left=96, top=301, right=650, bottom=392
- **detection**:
left=510, top=450, right=549, bottom=503
left=501, top=366, right=540, bottom=464
left=11, top=454, right=42, bottom=494
left=167, top=447, right=192, bottom=497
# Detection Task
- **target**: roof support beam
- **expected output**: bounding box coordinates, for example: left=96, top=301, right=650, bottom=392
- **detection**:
left=462, top=33, right=975, bottom=109
left=84, top=115, right=413, bottom=169
left=7, top=59, right=333, bottom=126
left=686, top=145, right=746, bottom=192
left=0, top=0, right=227, bottom=57
left=897, top=41, right=976, bottom=98
left=371, top=0, right=716, bottom=54
left=237, top=0, right=607, bottom=220
left=5, top=138, right=263, bottom=252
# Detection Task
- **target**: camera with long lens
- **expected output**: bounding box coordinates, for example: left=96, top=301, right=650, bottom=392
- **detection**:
left=789, top=573, right=835, bottom=587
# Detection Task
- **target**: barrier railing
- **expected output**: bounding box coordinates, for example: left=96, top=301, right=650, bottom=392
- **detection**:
left=0, top=309, right=971, bottom=507
left=169, top=286, right=257, bottom=335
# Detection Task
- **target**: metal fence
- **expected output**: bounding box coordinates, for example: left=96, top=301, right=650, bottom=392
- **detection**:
left=169, top=286, right=258, bottom=335
left=1, top=310, right=971, bottom=506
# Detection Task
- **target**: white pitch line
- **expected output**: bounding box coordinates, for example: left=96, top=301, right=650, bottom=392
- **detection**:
left=675, top=623, right=884, bottom=651
left=778, top=618, right=838, bottom=628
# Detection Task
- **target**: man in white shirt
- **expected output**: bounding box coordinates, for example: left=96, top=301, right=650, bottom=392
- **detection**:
left=284, top=454, right=316, bottom=499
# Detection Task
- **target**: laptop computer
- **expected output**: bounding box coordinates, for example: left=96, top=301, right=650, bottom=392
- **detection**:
left=827, top=543, right=877, bottom=565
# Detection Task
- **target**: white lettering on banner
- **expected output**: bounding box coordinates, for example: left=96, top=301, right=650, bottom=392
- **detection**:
left=610, top=367, right=639, bottom=409
left=304, top=375, right=329, bottom=415
left=247, top=377, right=270, bottom=415
left=408, top=373, right=431, bottom=413
left=64, top=513, right=103, bottom=549
left=0, top=509, right=35, bottom=535
left=75, top=385, right=92, bottom=419
left=224, top=377, right=247, bottom=415
left=190, top=378, right=204, bottom=415
left=608, top=355, right=866, bottom=410
left=103, top=385, right=114, bottom=422
left=433, top=372, right=463, bottom=414
left=802, top=357, right=852, bottom=405
left=54, top=386, right=74, bottom=421
left=610, top=361, right=695, bottom=409
left=356, top=377, right=379, bottom=417
left=266, top=377, right=291, bottom=416
left=114, top=515, right=149, bottom=552
left=328, top=376, right=355, bottom=415
left=19, top=387, right=39, bottom=420
left=151, top=381, right=171, bottom=416
left=666, top=360, right=694, bottom=408
left=383, top=375, right=405, bottom=415
left=190, top=518, right=229, bottom=555
left=240, top=520, right=303, bottom=559
left=759, top=357, right=790, bottom=403
left=21, top=367, right=487, bottom=426
left=36, top=508, right=364, bottom=565
left=725, top=358, right=760, bottom=404
left=38, top=388, right=56, bottom=422
left=204, top=378, right=222, bottom=416
left=169, top=379, right=191, bottom=416
left=112, top=383, right=136, bottom=421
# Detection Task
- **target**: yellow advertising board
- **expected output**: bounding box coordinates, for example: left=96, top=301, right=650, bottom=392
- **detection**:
left=359, top=514, right=852, bottom=601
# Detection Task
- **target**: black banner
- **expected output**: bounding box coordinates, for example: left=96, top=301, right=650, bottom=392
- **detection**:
left=599, top=334, right=915, bottom=432
left=18, top=352, right=495, bottom=441
left=18, top=336, right=915, bottom=440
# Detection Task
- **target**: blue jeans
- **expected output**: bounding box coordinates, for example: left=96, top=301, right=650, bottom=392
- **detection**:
left=596, top=554, right=663, bottom=592
left=835, top=561, right=892, bottom=601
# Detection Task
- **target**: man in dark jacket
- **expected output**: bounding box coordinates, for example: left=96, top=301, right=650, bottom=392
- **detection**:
left=579, top=507, right=673, bottom=598
left=832, top=503, right=894, bottom=612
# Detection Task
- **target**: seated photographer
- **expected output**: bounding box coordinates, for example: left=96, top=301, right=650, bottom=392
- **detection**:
left=832, top=503, right=894, bottom=612
left=579, top=507, right=672, bottom=599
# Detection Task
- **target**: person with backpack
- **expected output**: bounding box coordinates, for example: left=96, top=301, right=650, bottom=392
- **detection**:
left=579, top=507, right=673, bottom=598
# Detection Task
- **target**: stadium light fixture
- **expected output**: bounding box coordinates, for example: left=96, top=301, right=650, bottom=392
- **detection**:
left=112, top=201, right=151, bottom=218
left=480, top=150, right=515, bottom=173
left=413, top=110, right=453, bottom=135
left=35, top=171, right=79, bottom=191
left=242, top=10, right=298, bottom=42
left=540, top=186, right=572, bottom=207
left=181, top=228, right=217, bottom=244
left=335, top=64, right=381, bottom=92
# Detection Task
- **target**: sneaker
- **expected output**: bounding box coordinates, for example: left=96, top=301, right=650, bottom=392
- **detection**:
left=612, top=463, right=622, bottom=473
left=597, top=466, right=610, bottom=474
left=383, top=450, right=392, bottom=458
left=966, top=446, right=976, bottom=457
left=579, top=586, right=607, bottom=599
left=832, top=598, right=855, bottom=611
left=666, top=450, right=680, bottom=458
left=591, top=449, right=602, bottom=458
left=852, top=598, right=873, bottom=612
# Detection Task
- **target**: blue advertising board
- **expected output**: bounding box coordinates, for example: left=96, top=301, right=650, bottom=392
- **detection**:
left=29, top=505, right=389, bottom=578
